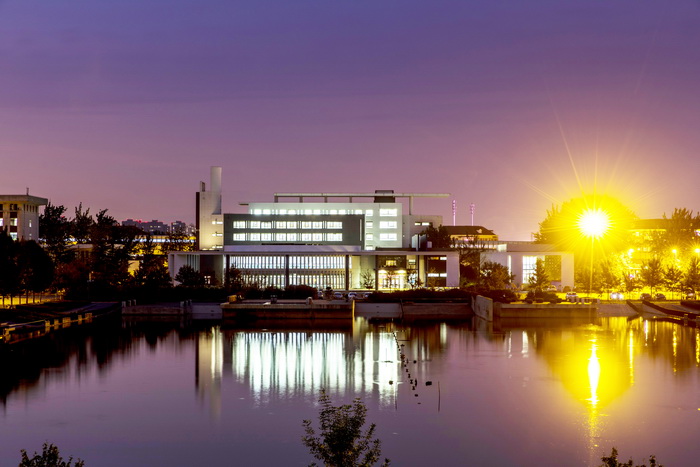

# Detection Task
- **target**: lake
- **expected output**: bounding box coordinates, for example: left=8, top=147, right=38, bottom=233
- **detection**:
left=1, top=313, right=698, bottom=466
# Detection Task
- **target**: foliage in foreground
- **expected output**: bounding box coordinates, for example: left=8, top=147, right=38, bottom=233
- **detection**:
left=19, top=442, right=84, bottom=467
left=599, top=447, right=662, bottom=467
left=302, top=390, right=389, bottom=467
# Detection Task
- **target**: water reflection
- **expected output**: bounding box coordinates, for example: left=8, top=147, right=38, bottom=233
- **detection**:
left=1, top=315, right=699, bottom=466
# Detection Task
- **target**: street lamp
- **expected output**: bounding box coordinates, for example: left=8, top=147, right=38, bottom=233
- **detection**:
left=578, top=208, right=611, bottom=299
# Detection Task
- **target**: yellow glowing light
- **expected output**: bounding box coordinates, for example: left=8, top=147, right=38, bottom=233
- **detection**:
left=578, top=209, right=610, bottom=238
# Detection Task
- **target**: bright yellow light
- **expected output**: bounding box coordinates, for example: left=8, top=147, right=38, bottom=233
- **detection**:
left=577, top=208, right=610, bottom=238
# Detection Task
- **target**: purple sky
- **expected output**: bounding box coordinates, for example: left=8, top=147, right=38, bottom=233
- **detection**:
left=2, top=0, right=699, bottom=240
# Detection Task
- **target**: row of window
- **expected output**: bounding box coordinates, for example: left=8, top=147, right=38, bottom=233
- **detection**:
left=249, top=208, right=399, bottom=217
left=365, top=221, right=397, bottom=229
left=366, top=233, right=397, bottom=241
left=229, top=255, right=348, bottom=270
left=232, top=232, right=344, bottom=242
left=232, top=220, right=344, bottom=230
left=0, top=219, right=18, bottom=226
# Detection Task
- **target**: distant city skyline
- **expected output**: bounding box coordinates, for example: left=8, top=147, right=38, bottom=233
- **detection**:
left=2, top=0, right=699, bottom=240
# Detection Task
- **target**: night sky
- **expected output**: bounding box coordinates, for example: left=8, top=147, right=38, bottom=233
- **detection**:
left=2, top=0, right=699, bottom=240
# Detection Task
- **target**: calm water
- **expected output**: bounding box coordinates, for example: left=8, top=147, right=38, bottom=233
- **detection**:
left=1, top=314, right=699, bottom=466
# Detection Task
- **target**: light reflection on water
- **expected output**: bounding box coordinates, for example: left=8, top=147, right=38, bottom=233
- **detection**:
left=1, top=316, right=699, bottom=466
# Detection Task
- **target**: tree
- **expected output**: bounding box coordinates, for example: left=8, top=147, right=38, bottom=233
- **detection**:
left=162, top=225, right=195, bottom=253
left=39, top=202, right=72, bottom=263
left=640, top=257, right=664, bottom=295
left=683, top=256, right=700, bottom=297
left=599, top=447, right=662, bottom=467
left=663, top=263, right=683, bottom=299
left=19, top=442, right=84, bottom=467
left=527, top=258, right=550, bottom=295
left=421, top=225, right=451, bottom=249
left=360, top=270, right=375, bottom=290
left=175, top=265, right=206, bottom=287
left=17, top=240, right=54, bottom=301
left=133, top=235, right=172, bottom=290
left=224, top=266, right=243, bottom=293
left=302, top=390, right=389, bottom=467
left=0, top=231, right=20, bottom=305
left=479, top=261, right=513, bottom=290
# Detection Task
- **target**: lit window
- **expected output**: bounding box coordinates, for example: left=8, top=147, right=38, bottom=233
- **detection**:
left=328, top=233, right=342, bottom=241
left=366, top=221, right=373, bottom=229
left=329, top=210, right=338, bottom=215
left=365, top=210, right=373, bottom=216
left=275, top=221, right=286, bottom=229
left=250, top=221, right=260, bottom=229
left=355, top=210, right=363, bottom=215
left=312, top=221, right=323, bottom=229
left=305, top=209, right=312, bottom=215
left=287, top=233, right=298, bottom=241
left=279, top=209, right=287, bottom=215
left=312, top=233, right=323, bottom=241
left=261, top=233, right=272, bottom=241
left=302, top=233, right=312, bottom=241
left=287, top=221, right=297, bottom=229
left=380, top=209, right=397, bottom=217
left=301, top=222, right=312, bottom=229
left=263, top=209, right=271, bottom=215
left=250, top=233, right=260, bottom=241
left=233, top=221, right=246, bottom=229
left=339, top=210, right=347, bottom=215
left=276, top=233, right=286, bottom=241
left=327, top=222, right=342, bottom=229
left=233, top=233, right=245, bottom=241
left=380, top=233, right=397, bottom=241
left=313, top=210, right=321, bottom=215
left=253, top=209, right=262, bottom=215
left=366, top=233, right=374, bottom=241
left=261, top=222, right=272, bottom=229
left=380, top=221, right=397, bottom=229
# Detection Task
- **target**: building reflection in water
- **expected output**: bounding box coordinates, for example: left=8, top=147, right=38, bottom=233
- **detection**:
left=194, top=316, right=699, bottom=425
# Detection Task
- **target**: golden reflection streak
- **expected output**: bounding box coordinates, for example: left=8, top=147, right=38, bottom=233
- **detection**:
left=673, top=328, right=678, bottom=374
left=696, top=330, right=699, bottom=365
left=628, top=332, right=635, bottom=386
left=588, top=339, right=600, bottom=409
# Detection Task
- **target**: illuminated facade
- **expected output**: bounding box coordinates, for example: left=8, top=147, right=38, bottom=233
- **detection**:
left=169, top=167, right=460, bottom=290
left=484, top=241, right=575, bottom=290
left=0, top=194, right=48, bottom=241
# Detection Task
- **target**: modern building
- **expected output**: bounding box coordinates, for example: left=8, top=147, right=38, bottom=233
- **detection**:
left=0, top=194, right=48, bottom=241
left=170, top=167, right=459, bottom=290
left=483, top=242, right=575, bottom=291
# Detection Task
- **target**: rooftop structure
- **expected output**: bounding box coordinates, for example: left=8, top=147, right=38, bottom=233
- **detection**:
left=0, top=194, right=48, bottom=241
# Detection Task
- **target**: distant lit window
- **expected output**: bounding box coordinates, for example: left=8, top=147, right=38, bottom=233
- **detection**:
left=304, top=209, right=312, bottom=215
left=355, top=210, right=363, bottom=215
left=366, top=233, right=374, bottom=241
left=233, top=233, right=245, bottom=241
left=380, top=221, right=397, bottom=229
left=276, top=233, right=286, bottom=241
left=327, top=222, right=342, bottom=229
left=380, top=209, right=398, bottom=217
left=329, top=210, right=338, bottom=215
left=287, top=233, right=298, bottom=241
left=301, top=222, right=312, bottom=229
left=249, top=233, right=260, bottom=241
left=233, top=221, right=246, bottom=229
left=366, top=221, right=373, bottom=229
left=10, top=233, right=17, bottom=240
left=287, top=221, right=298, bottom=229
left=279, top=209, right=287, bottom=215
left=288, top=210, right=296, bottom=215
left=261, top=222, right=272, bottom=229
left=365, top=210, right=374, bottom=216
left=261, top=233, right=272, bottom=241
left=302, top=233, right=312, bottom=241
left=313, top=210, right=321, bottom=215
left=10, top=219, right=18, bottom=226
left=379, top=233, right=397, bottom=241
left=250, top=221, right=260, bottom=229
left=312, top=221, right=323, bottom=229
left=252, top=209, right=262, bottom=215
left=312, top=233, right=323, bottom=241
left=327, top=233, right=342, bottom=241
left=275, top=221, right=286, bottom=229
left=263, top=209, right=271, bottom=215
left=339, top=210, right=347, bottom=215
